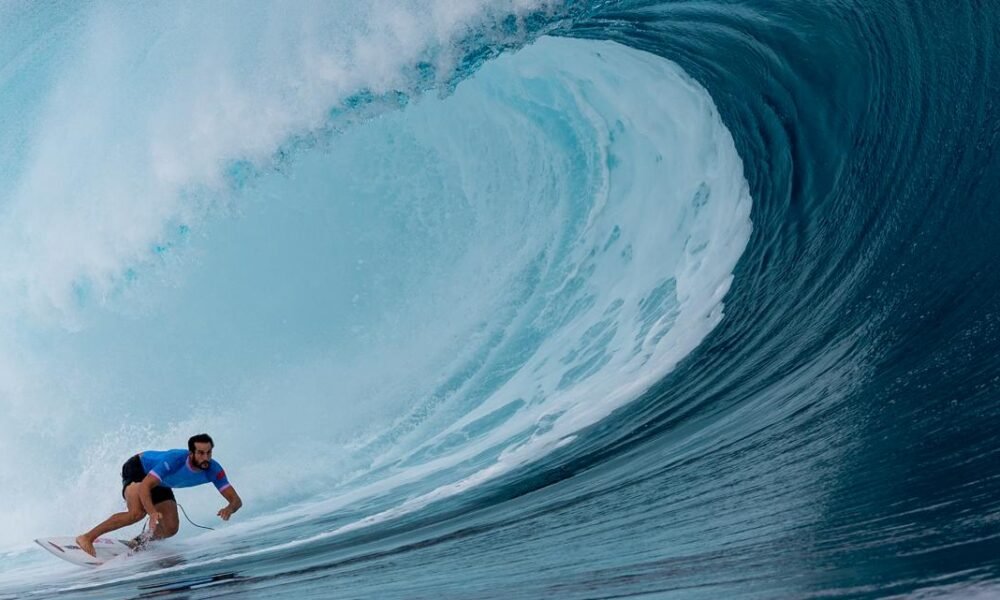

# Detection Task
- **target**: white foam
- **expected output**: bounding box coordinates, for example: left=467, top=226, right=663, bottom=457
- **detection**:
left=0, top=0, right=559, bottom=326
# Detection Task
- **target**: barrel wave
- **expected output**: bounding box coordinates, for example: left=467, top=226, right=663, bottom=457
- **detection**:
left=1, top=1, right=998, bottom=598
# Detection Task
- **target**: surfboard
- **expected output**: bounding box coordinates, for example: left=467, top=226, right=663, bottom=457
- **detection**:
left=34, top=536, right=133, bottom=568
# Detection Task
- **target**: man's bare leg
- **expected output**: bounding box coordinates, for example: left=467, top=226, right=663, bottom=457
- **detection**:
left=152, top=500, right=179, bottom=539
left=76, top=483, right=146, bottom=557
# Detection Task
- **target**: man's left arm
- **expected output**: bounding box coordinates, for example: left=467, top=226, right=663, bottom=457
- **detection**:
left=217, top=486, right=243, bottom=521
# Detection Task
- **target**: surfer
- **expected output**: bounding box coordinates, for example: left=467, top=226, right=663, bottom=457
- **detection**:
left=75, top=433, right=242, bottom=557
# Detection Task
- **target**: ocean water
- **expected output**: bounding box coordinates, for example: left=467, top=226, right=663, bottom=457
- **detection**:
left=0, top=1, right=998, bottom=598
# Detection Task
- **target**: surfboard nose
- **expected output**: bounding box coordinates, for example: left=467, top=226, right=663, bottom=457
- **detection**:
left=35, top=536, right=132, bottom=568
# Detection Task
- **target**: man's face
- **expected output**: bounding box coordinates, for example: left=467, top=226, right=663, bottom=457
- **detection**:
left=190, top=442, right=213, bottom=470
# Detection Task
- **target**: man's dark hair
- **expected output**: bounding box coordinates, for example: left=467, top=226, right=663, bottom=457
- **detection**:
left=188, top=433, right=214, bottom=452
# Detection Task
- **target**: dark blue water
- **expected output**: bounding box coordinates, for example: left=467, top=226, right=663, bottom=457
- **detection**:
left=2, top=1, right=999, bottom=598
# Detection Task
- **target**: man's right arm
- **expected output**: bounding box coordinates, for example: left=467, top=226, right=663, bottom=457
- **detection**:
left=139, top=474, right=162, bottom=529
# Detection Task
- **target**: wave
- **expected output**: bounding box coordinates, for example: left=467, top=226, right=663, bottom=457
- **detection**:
left=2, top=0, right=999, bottom=598
left=0, top=0, right=748, bottom=554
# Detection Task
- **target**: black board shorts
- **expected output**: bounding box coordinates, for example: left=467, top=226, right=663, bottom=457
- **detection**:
left=121, top=454, right=176, bottom=505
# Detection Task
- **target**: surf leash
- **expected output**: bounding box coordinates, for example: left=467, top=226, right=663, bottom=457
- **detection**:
left=137, top=502, right=216, bottom=536
left=178, top=502, right=216, bottom=531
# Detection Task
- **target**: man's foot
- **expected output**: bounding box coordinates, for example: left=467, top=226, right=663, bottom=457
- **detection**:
left=75, top=535, right=96, bottom=557
left=123, top=533, right=150, bottom=551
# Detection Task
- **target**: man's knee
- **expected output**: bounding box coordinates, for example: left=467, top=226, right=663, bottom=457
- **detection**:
left=155, top=501, right=179, bottom=538
left=156, top=516, right=179, bottom=537
left=126, top=508, right=145, bottom=523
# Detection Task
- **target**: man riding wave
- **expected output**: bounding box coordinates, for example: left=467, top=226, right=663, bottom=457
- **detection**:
left=76, top=433, right=243, bottom=557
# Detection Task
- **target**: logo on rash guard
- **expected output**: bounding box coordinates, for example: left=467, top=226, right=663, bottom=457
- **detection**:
left=216, top=470, right=226, bottom=480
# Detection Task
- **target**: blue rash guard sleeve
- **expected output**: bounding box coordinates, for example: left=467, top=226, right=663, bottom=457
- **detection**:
left=208, top=461, right=232, bottom=492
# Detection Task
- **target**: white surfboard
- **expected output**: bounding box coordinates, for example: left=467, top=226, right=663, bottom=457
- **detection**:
left=35, top=536, right=133, bottom=568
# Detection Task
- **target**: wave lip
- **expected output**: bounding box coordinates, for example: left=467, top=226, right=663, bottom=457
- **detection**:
left=0, top=0, right=570, bottom=326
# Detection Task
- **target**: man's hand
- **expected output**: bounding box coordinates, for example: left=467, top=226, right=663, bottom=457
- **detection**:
left=218, top=486, right=242, bottom=521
